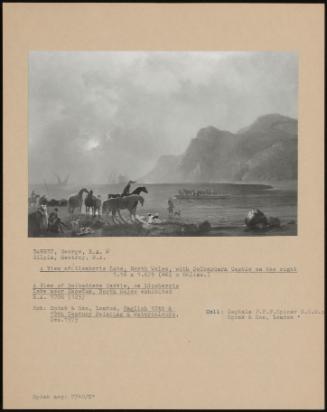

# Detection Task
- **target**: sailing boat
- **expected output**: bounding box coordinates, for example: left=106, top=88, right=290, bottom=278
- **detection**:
left=53, top=173, right=70, bottom=187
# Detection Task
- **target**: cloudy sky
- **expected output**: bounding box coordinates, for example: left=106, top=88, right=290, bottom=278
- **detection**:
left=29, top=51, right=298, bottom=184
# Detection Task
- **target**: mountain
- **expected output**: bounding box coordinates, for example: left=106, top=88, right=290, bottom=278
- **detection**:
left=233, top=114, right=297, bottom=181
left=142, top=114, right=297, bottom=183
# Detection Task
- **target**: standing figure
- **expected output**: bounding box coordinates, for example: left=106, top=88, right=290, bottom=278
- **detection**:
left=168, top=197, right=175, bottom=215
left=37, top=203, right=49, bottom=231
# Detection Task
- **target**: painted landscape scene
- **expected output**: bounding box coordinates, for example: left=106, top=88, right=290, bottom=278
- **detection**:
left=28, top=52, right=298, bottom=237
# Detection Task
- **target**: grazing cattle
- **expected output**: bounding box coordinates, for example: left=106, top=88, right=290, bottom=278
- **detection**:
left=48, top=198, right=60, bottom=207
left=59, top=199, right=68, bottom=207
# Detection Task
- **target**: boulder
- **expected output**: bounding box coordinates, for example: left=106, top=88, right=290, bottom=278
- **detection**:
left=198, top=220, right=211, bottom=233
left=245, top=209, right=268, bottom=229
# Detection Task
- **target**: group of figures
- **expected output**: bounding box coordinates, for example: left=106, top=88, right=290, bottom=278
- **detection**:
left=28, top=205, right=67, bottom=236
left=28, top=181, right=151, bottom=236
left=178, top=188, right=216, bottom=196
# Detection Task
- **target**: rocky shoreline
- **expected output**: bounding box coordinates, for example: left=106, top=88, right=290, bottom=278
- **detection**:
left=32, top=213, right=297, bottom=237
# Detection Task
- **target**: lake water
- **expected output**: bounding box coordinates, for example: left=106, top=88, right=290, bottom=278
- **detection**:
left=29, top=182, right=297, bottom=236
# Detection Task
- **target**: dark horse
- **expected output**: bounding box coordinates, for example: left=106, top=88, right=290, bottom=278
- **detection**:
left=131, top=186, right=148, bottom=195
left=85, top=190, right=102, bottom=217
left=107, top=186, right=148, bottom=199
